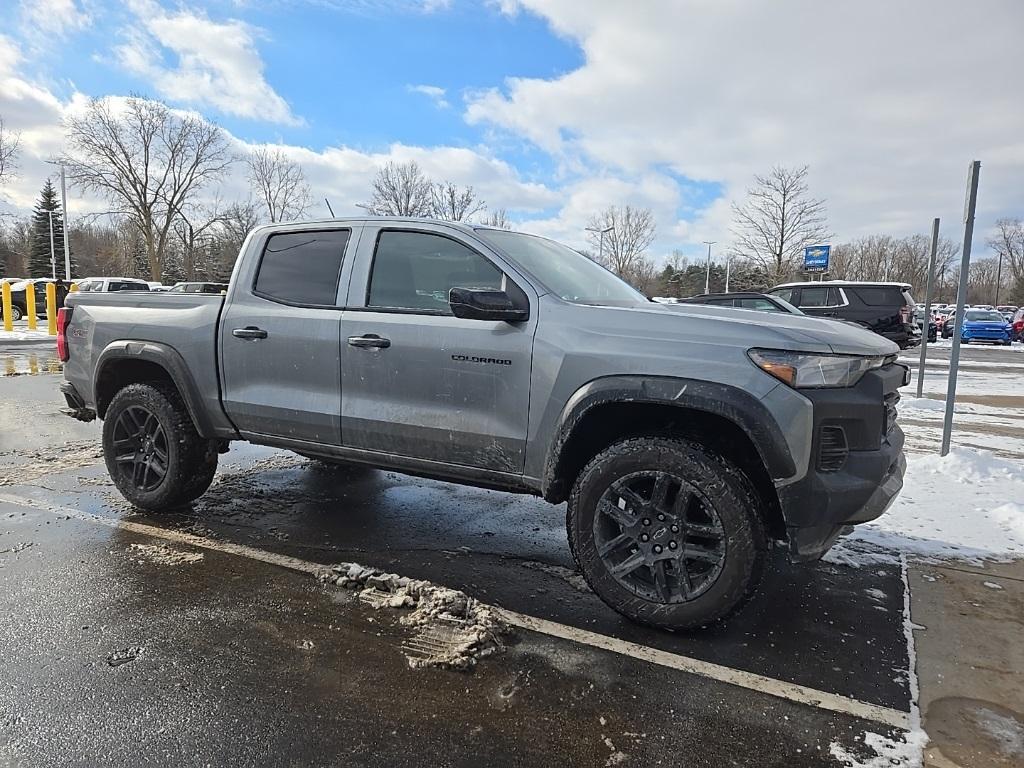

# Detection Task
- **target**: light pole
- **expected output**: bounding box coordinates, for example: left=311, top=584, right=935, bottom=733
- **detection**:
left=994, top=249, right=1003, bottom=306
left=47, top=211, right=58, bottom=280
left=585, top=225, right=615, bottom=263
left=45, top=161, right=73, bottom=280
left=702, top=241, right=716, bottom=294
left=724, top=253, right=732, bottom=293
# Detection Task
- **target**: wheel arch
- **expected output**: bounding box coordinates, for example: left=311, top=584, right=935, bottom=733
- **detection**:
left=542, top=376, right=794, bottom=539
left=94, top=341, right=214, bottom=438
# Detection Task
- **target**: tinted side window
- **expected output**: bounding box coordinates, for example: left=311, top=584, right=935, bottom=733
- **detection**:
left=737, top=298, right=783, bottom=312
left=852, top=287, right=904, bottom=306
left=368, top=231, right=503, bottom=313
left=798, top=287, right=831, bottom=307
left=255, top=229, right=350, bottom=306
left=768, top=288, right=793, bottom=303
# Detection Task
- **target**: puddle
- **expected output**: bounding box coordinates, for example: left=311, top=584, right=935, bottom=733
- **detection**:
left=926, top=697, right=1024, bottom=766
left=0, top=352, right=62, bottom=377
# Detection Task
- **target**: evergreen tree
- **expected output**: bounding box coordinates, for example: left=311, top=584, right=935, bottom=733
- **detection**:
left=27, top=179, right=75, bottom=279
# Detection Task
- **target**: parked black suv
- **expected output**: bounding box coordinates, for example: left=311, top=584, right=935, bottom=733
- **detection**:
left=768, top=282, right=921, bottom=349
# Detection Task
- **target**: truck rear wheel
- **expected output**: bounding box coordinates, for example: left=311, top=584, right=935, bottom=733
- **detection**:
left=567, top=437, right=767, bottom=631
left=103, top=382, right=218, bottom=511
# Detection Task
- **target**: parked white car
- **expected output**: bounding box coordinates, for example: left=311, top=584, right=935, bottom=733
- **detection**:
left=74, top=277, right=151, bottom=293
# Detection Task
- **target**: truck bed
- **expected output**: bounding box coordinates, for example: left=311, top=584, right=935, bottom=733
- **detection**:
left=62, top=291, right=233, bottom=437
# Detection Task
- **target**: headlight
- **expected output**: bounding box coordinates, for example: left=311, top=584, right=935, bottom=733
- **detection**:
left=747, top=349, right=887, bottom=388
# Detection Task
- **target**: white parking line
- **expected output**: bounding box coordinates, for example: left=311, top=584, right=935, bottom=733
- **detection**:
left=0, top=492, right=911, bottom=731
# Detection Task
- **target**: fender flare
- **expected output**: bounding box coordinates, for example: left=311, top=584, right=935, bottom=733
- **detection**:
left=542, top=375, right=796, bottom=497
left=94, top=340, right=215, bottom=438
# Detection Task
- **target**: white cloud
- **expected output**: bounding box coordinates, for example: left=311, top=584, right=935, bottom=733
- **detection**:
left=407, top=84, right=449, bottom=109
left=113, top=0, right=301, bottom=126
left=467, top=0, right=1024, bottom=254
left=228, top=140, right=559, bottom=219
left=0, top=35, right=87, bottom=211
left=0, top=37, right=556, bottom=227
left=18, top=0, right=92, bottom=42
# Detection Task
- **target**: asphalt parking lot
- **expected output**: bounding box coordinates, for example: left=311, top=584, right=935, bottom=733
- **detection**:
left=2, top=339, right=1020, bottom=766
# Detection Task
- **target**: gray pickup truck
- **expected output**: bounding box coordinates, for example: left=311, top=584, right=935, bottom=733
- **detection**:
left=58, top=218, right=908, bottom=629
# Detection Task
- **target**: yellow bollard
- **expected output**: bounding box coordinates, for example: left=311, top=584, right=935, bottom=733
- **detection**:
left=1, top=282, right=11, bottom=332
left=25, top=281, right=37, bottom=331
left=46, top=282, right=57, bottom=336
left=70, top=282, right=78, bottom=292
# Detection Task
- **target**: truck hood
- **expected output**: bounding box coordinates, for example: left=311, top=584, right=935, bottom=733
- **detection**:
left=588, top=301, right=899, bottom=356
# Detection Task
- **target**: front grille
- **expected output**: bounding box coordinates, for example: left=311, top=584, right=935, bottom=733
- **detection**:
left=884, top=390, right=900, bottom=435
left=818, top=425, right=848, bottom=472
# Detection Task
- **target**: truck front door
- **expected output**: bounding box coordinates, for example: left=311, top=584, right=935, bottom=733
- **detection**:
left=220, top=226, right=354, bottom=444
left=340, top=225, right=536, bottom=473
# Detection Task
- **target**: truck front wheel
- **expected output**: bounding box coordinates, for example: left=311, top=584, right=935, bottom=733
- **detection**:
left=103, top=382, right=218, bottom=511
left=567, top=437, right=767, bottom=630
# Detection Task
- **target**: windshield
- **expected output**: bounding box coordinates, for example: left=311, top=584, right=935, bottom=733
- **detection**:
left=476, top=229, right=647, bottom=307
left=965, top=310, right=1005, bottom=322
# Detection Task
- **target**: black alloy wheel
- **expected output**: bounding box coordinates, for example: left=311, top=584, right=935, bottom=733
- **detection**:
left=594, top=471, right=727, bottom=603
left=111, top=405, right=169, bottom=492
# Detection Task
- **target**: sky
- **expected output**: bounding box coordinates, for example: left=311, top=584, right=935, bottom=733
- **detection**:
left=1, top=0, right=1022, bottom=264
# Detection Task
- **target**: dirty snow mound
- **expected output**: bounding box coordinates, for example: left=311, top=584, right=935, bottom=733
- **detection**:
left=128, top=543, right=204, bottom=566
left=322, top=563, right=507, bottom=670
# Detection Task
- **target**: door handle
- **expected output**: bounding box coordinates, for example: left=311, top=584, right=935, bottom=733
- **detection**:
left=232, top=326, right=268, bottom=340
left=347, top=334, right=391, bottom=349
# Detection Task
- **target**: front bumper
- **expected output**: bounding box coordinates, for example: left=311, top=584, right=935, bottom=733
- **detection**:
left=962, top=328, right=1010, bottom=342
left=776, top=363, right=907, bottom=561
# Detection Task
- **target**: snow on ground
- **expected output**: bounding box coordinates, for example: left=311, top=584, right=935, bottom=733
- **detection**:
left=833, top=448, right=1024, bottom=566
left=0, top=329, right=53, bottom=343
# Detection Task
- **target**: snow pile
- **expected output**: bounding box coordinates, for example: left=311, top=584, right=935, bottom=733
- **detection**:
left=829, top=730, right=928, bottom=768
left=897, top=397, right=946, bottom=412
left=841, top=447, right=1024, bottom=564
left=321, top=562, right=508, bottom=670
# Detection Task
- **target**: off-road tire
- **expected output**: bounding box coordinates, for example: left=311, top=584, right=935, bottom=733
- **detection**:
left=567, top=436, right=767, bottom=631
left=103, top=381, right=218, bottom=511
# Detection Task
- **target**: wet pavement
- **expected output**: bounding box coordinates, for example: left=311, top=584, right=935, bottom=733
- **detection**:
left=1, top=345, right=919, bottom=766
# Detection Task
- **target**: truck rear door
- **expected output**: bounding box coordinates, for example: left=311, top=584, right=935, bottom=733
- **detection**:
left=339, top=223, right=536, bottom=473
left=219, top=225, right=356, bottom=444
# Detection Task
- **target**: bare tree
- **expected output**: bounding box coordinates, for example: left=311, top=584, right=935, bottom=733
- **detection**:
left=247, top=146, right=311, bottom=223
left=988, top=218, right=1024, bottom=283
left=482, top=208, right=511, bottom=229
left=828, top=233, right=956, bottom=296
left=60, top=97, right=233, bottom=280
left=431, top=181, right=485, bottom=222
left=173, top=201, right=224, bottom=281
left=359, top=161, right=433, bottom=217
left=586, top=205, right=657, bottom=285
left=730, top=165, right=831, bottom=285
left=0, top=118, right=19, bottom=186
left=211, top=200, right=261, bottom=281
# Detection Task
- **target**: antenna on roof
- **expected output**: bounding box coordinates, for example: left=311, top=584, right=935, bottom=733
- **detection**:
left=324, top=198, right=336, bottom=217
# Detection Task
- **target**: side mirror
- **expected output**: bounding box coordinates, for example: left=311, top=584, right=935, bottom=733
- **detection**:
left=449, top=287, right=529, bottom=322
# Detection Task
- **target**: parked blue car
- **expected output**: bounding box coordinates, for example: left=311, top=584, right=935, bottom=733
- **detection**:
left=961, top=309, right=1012, bottom=345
